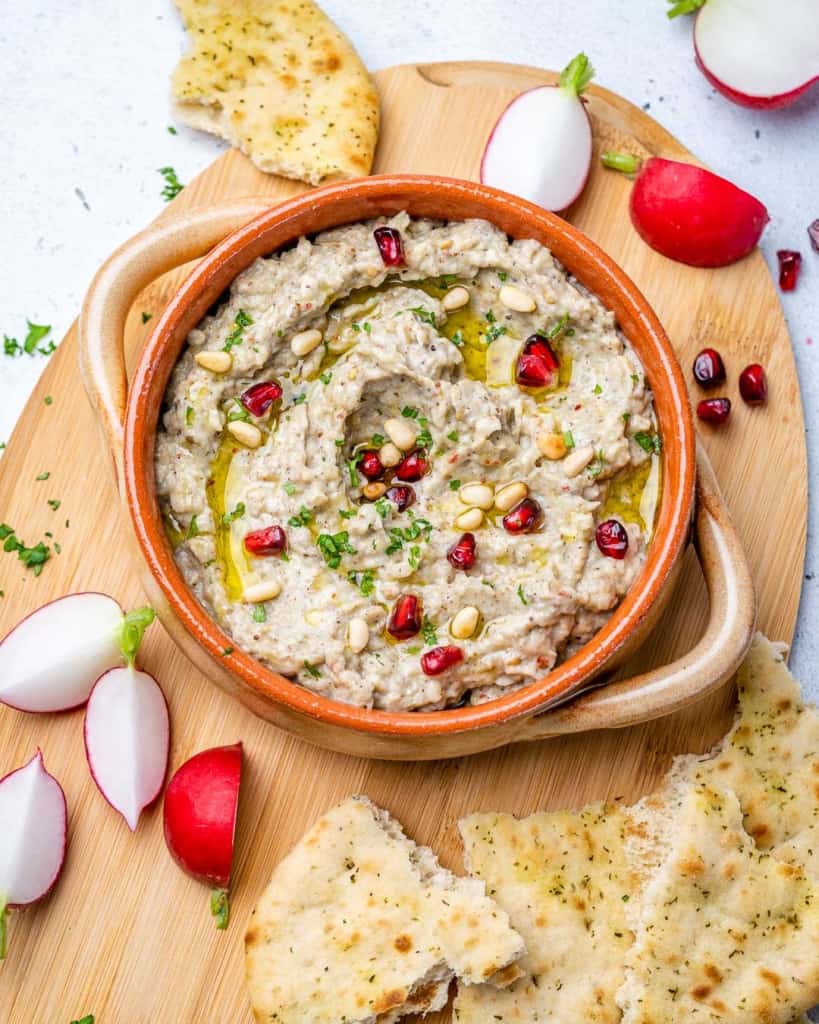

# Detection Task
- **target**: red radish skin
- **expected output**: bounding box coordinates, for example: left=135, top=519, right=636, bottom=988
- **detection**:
left=630, top=157, right=768, bottom=268
left=163, top=743, right=242, bottom=928
left=0, top=751, right=67, bottom=958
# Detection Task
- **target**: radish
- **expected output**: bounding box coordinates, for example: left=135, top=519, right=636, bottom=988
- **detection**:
left=163, top=743, right=243, bottom=928
left=481, top=52, right=595, bottom=212
left=84, top=607, right=169, bottom=831
left=668, top=0, right=819, bottom=109
left=616, top=156, right=768, bottom=267
left=0, top=592, right=124, bottom=712
left=0, top=750, right=67, bottom=958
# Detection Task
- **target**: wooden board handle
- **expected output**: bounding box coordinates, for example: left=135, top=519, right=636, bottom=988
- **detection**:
left=77, top=198, right=275, bottom=482
left=516, top=442, right=756, bottom=741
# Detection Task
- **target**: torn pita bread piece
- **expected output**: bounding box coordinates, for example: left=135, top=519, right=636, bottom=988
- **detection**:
left=454, top=804, right=637, bottom=1024
left=172, top=0, right=380, bottom=185
left=673, top=634, right=819, bottom=849
left=617, top=782, right=819, bottom=1024
left=244, top=795, right=525, bottom=1024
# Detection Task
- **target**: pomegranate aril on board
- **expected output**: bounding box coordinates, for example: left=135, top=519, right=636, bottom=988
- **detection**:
left=777, top=250, right=802, bottom=292
left=386, top=484, right=415, bottom=512
left=358, top=450, right=385, bottom=481
left=421, top=645, right=464, bottom=676
left=395, top=450, right=429, bottom=482
left=516, top=334, right=560, bottom=389
left=244, top=525, right=287, bottom=556
left=502, top=498, right=544, bottom=534
left=697, top=397, right=731, bottom=425
left=373, top=226, right=405, bottom=267
left=595, top=519, right=629, bottom=559
left=387, top=595, right=422, bottom=640
left=692, top=348, right=726, bottom=389
left=739, top=364, right=767, bottom=405
left=240, top=380, right=282, bottom=417
left=447, top=533, right=477, bottom=571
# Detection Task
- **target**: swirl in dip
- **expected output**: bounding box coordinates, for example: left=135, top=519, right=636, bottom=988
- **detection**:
left=155, top=214, right=660, bottom=711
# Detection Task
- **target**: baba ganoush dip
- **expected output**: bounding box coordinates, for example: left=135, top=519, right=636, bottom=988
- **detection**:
left=155, top=214, right=661, bottom=711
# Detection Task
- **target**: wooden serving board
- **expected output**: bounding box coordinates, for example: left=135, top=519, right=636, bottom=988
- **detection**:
left=0, top=63, right=806, bottom=1023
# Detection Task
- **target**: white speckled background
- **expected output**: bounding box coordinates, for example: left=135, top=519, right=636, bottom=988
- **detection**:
left=0, top=0, right=817, bottom=682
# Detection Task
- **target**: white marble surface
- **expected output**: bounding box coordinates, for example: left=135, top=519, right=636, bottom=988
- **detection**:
left=1, top=0, right=818, bottom=680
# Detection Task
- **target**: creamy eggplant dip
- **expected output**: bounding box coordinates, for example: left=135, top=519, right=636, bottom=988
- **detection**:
left=155, top=214, right=661, bottom=711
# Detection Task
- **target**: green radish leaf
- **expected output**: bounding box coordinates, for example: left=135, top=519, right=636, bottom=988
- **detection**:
left=559, top=52, right=595, bottom=96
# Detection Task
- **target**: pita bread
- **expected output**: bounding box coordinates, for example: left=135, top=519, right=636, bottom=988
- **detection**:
left=453, top=803, right=637, bottom=1023
left=244, top=796, right=524, bottom=1024
left=617, top=782, right=819, bottom=1024
left=672, top=634, right=819, bottom=849
left=172, top=0, right=379, bottom=185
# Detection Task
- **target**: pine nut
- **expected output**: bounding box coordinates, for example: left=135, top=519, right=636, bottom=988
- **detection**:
left=494, top=481, right=528, bottom=512
left=347, top=617, right=370, bottom=653
left=499, top=284, right=536, bottom=313
left=451, top=605, right=480, bottom=640
left=362, top=481, right=388, bottom=500
left=455, top=507, right=484, bottom=530
left=384, top=417, right=417, bottom=452
left=195, top=350, right=232, bottom=374
left=536, top=432, right=567, bottom=460
left=459, top=482, right=494, bottom=510
left=243, top=579, right=282, bottom=603
left=290, top=328, right=323, bottom=357
left=227, top=421, right=263, bottom=448
left=442, top=286, right=470, bottom=311
left=379, top=441, right=402, bottom=467
left=563, top=445, right=595, bottom=478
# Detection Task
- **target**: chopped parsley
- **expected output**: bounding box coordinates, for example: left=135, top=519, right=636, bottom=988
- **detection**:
left=348, top=568, right=375, bottom=596
left=634, top=431, right=662, bottom=454
left=70, top=1017, right=95, bottom=1024
left=141, top=311, right=153, bottom=324
left=450, top=329, right=464, bottom=348
left=563, top=430, right=576, bottom=450
left=385, top=516, right=433, bottom=557
left=483, top=311, right=507, bottom=343
left=222, top=309, right=253, bottom=353
left=35, top=471, right=50, bottom=481
left=338, top=508, right=356, bottom=520
left=185, top=405, right=194, bottom=426
left=319, top=370, right=333, bottom=386
left=4, top=320, right=55, bottom=358
left=593, top=384, right=603, bottom=395
left=221, top=502, right=245, bottom=526
left=401, top=406, right=420, bottom=419
left=422, top=616, right=438, bottom=646
left=447, top=430, right=460, bottom=443
left=252, top=603, right=267, bottom=623
left=546, top=312, right=572, bottom=340
left=303, top=660, right=322, bottom=678
left=167, top=124, right=177, bottom=135
left=371, top=432, right=385, bottom=448
left=449, top=479, right=461, bottom=491
left=316, top=531, right=356, bottom=569
left=44, top=395, right=53, bottom=406
left=517, top=584, right=529, bottom=605
left=283, top=482, right=296, bottom=495
left=288, top=505, right=312, bottom=528
left=186, top=515, right=200, bottom=539
left=222, top=646, right=234, bottom=656
left=407, top=306, right=437, bottom=326
left=497, top=270, right=508, bottom=282
left=47, top=499, right=61, bottom=511
left=0, top=524, right=50, bottom=576
left=374, top=497, right=391, bottom=519
left=415, top=417, right=433, bottom=449
left=291, top=392, right=307, bottom=406
left=588, top=451, right=606, bottom=478
left=225, top=398, right=251, bottom=422
left=158, top=165, right=184, bottom=201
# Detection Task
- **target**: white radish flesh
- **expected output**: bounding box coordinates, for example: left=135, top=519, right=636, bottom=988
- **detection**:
left=0, top=751, right=67, bottom=958
left=0, top=592, right=123, bottom=712
left=481, top=53, right=594, bottom=212
left=84, top=665, right=169, bottom=831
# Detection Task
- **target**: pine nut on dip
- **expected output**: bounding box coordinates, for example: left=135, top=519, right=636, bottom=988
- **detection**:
left=155, top=214, right=661, bottom=711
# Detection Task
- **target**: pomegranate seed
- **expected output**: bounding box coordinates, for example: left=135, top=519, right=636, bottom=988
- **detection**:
left=421, top=644, right=464, bottom=676
left=358, top=449, right=385, bottom=481
left=739, top=363, right=767, bottom=405
left=777, top=250, right=802, bottom=292
left=697, top=397, right=731, bottom=425
left=244, top=525, right=287, bottom=556
left=373, top=226, right=405, bottom=267
left=396, top=450, right=429, bottom=482
left=386, top=484, right=416, bottom=512
left=692, top=348, right=726, bottom=389
left=516, top=334, right=560, bottom=389
left=502, top=498, right=544, bottom=534
left=595, top=519, right=629, bottom=559
left=240, top=380, right=282, bottom=417
left=809, top=220, right=819, bottom=255
left=387, top=594, right=422, bottom=640
left=447, top=532, right=477, bottom=571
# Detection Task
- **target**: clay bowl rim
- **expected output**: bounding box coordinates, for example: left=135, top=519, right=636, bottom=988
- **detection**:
left=124, top=173, right=696, bottom=738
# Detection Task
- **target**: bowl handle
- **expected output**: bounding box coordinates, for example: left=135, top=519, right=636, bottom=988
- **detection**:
left=516, top=441, right=756, bottom=741
left=78, top=198, right=276, bottom=485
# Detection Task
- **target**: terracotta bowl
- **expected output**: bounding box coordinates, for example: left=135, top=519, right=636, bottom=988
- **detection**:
left=78, top=175, right=755, bottom=760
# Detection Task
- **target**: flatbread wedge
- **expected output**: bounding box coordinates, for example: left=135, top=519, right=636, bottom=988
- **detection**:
left=244, top=796, right=525, bottom=1024
left=172, top=0, right=380, bottom=185
left=454, top=803, right=637, bottom=1023
left=617, top=782, right=819, bottom=1024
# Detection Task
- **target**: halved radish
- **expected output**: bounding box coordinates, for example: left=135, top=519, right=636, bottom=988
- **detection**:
left=481, top=53, right=595, bottom=211
left=0, top=593, right=124, bottom=712
left=0, top=750, right=67, bottom=958
left=84, top=608, right=169, bottom=831
left=669, top=0, right=819, bottom=109
left=163, top=743, right=243, bottom=928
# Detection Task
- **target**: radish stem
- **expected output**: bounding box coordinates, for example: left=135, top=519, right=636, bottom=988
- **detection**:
left=559, top=53, right=595, bottom=97
left=0, top=896, right=7, bottom=960
left=666, top=0, right=706, bottom=18
left=211, top=887, right=230, bottom=929
left=601, top=151, right=642, bottom=174
left=116, top=607, right=156, bottom=666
